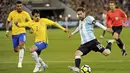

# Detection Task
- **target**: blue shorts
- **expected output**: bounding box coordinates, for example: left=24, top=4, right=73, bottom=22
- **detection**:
left=35, top=42, right=48, bottom=51
left=12, top=33, right=26, bottom=49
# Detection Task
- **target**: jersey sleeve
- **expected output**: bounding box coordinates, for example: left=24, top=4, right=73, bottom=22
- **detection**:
left=25, top=12, right=32, bottom=22
left=119, top=9, right=127, bottom=23
left=7, top=12, right=13, bottom=21
left=86, top=16, right=95, bottom=24
left=18, top=21, right=32, bottom=28
left=43, top=18, right=65, bottom=31
left=71, top=26, right=79, bottom=35
left=95, top=21, right=107, bottom=30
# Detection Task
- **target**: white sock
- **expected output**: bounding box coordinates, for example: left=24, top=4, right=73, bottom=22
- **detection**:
left=32, top=52, right=40, bottom=64
left=19, top=49, right=24, bottom=64
left=39, top=57, right=46, bottom=66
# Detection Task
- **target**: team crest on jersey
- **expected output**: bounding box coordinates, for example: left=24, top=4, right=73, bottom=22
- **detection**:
left=115, top=17, right=119, bottom=20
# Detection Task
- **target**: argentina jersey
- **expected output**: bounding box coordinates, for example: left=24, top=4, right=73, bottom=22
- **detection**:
left=79, top=16, right=96, bottom=44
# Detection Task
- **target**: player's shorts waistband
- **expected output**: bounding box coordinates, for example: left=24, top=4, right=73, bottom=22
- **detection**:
left=83, top=39, right=97, bottom=45
left=12, top=33, right=26, bottom=36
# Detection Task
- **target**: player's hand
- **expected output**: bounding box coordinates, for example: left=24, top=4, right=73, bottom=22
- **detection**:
left=68, top=34, right=73, bottom=38
left=14, top=21, right=19, bottom=27
left=5, top=31, right=9, bottom=37
left=106, top=28, right=113, bottom=33
left=104, top=24, right=107, bottom=26
left=64, top=28, right=69, bottom=33
left=122, top=23, right=127, bottom=27
left=29, top=29, right=33, bottom=34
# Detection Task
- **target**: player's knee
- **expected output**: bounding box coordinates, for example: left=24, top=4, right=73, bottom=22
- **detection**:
left=14, top=48, right=19, bottom=52
left=30, top=47, right=36, bottom=53
left=113, top=33, right=119, bottom=40
left=19, top=42, right=25, bottom=49
left=113, top=37, right=118, bottom=40
left=103, top=49, right=111, bottom=56
left=75, top=50, right=83, bottom=56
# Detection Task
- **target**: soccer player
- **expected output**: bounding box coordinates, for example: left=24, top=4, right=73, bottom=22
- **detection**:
left=15, top=9, right=68, bottom=73
left=100, top=10, right=111, bottom=38
left=68, top=7, right=112, bottom=73
left=5, top=1, right=32, bottom=68
left=106, top=1, right=127, bottom=56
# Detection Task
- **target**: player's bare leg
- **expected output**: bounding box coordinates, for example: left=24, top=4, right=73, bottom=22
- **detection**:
left=113, top=32, right=127, bottom=56
left=30, top=47, right=41, bottom=72
left=16, top=42, right=25, bottom=68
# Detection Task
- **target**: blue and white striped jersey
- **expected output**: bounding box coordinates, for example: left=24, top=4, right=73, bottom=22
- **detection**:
left=79, top=16, right=96, bottom=44
left=71, top=16, right=107, bottom=44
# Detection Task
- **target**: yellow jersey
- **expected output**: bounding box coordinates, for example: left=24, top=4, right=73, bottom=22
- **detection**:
left=19, top=18, right=65, bottom=43
left=7, top=10, right=32, bottom=35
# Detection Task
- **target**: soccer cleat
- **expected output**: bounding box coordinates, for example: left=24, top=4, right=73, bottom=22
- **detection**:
left=122, top=44, right=127, bottom=56
left=39, top=63, right=48, bottom=72
left=122, top=50, right=127, bottom=56
left=18, top=63, right=22, bottom=68
left=68, top=66, right=79, bottom=73
left=33, top=63, right=41, bottom=73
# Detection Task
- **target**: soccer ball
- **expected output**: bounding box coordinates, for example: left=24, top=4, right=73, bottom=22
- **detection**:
left=81, top=65, right=91, bottom=73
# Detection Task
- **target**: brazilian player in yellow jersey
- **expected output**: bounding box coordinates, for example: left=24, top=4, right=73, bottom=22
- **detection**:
left=5, top=1, right=32, bottom=68
left=15, top=9, right=68, bottom=72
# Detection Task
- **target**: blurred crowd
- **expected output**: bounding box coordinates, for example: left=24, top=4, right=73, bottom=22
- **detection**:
left=0, top=0, right=130, bottom=27
left=60, top=0, right=130, bottom=20
left=0, top=0, right=15, bottom=23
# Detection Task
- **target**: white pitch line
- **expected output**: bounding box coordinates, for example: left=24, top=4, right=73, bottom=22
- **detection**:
left=0, top=60, right=130, bottom=63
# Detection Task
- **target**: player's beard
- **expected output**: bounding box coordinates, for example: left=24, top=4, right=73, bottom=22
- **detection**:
left=79, top=17, right=84, bottom=21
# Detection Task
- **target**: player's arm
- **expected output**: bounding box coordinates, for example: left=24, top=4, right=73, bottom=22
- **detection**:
left=93, top=20, right=107, bottom=30
left=93, top=20, right=113, bottom=32
left=88, top=16, right=112, bottom=33
left=44, top=18, right=67, bottom=32
left=15, top=21, right=31, bottom=28
left=68, top=26, right=79, bottom=38
left=120, top=9, right=127, bottom=27
left=25, top=12, right=32, bottom=22
left=5, top=12, right=12, bottom=37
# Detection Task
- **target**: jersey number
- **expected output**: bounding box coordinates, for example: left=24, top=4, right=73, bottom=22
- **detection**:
left=96, top=44, right=103, bottom=50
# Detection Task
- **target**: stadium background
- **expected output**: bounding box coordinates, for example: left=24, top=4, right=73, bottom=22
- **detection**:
left=0, top=0, right=130, bottom=29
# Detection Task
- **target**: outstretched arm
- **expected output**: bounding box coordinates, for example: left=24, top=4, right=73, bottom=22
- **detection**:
left=93, top=20, right=113, bottom=33
left=44, top=18, right=68, bottom=32
left=68, top=26, right=79, bottom=38
left=120, top=9, right=127, bottom=27
left=14, top=21, right=30, bottom=28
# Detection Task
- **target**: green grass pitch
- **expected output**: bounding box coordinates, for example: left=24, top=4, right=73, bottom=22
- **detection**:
left=0, top=28, right=130, bottom=73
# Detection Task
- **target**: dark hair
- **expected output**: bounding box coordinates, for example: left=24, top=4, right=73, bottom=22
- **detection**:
left=32, top=9, right=40, bottom=16
left=16, top=1, right=22, bottom=4
left=76, top=7, right=85, bottom=12
left=109, top=0, right=116, bottom=4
